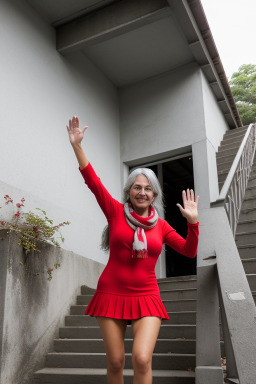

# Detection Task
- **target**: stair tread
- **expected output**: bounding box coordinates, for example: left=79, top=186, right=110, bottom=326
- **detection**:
left=237, top=243, right=256, bottom=248
left=54, top=337, right=195, bottom=343
left=34, top=367, right=195, bottom=377
left=157, top=275, right=197, bottom=282
left=78, top=288, right=197, bottom=297
left=238, top=218, right=256, bottom=224
left=54, top=337, right=197, bottom=341
left=67, top=311, right=197, bottom=317
left=236, top=230, right=256, bottom=235
left=47, top=352, right=196, bottom=357
left=61, top=324, right=196, bottom=328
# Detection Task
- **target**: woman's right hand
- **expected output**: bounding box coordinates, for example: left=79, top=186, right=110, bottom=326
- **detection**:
left=66, top=116, right=88, bottom=146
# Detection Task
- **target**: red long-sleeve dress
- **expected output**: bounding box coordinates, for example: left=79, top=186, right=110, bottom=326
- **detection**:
left=79, top=163, right=199, bottom=322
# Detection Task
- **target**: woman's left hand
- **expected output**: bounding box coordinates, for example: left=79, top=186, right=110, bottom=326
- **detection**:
left=176, top=189, right=199, bottom=224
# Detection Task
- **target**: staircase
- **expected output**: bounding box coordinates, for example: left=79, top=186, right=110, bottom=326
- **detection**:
left=217, top=126, right=248, bottom=192
left=34, top=275, right=217, bottom=384
left=35, top=127, right=256, bottom=384
left=216, top=126, right=256, bottom=304
left=235, top=156, right=256, bottom=302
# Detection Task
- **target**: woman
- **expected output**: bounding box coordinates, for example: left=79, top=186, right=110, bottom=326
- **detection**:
left=67, top=115, right=199, bottom=384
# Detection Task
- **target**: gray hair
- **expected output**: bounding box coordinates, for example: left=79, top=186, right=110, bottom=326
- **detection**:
left=101, top=167, right=164, bottom=251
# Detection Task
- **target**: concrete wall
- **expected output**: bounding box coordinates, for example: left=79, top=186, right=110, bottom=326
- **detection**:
left=201, top=72, right=229, bottom=152
left=119, top=62, right=205, bottom=164
left=194, top=71, right=230, bottom=205
left=0, top=0, right=120, bottom=265
left=119, top=63, right=230, bottom=210
left=0, top=230, right=105, bottom=384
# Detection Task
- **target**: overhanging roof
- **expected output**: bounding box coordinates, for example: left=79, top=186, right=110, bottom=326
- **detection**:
left=26, top=0, right=242, bottom=128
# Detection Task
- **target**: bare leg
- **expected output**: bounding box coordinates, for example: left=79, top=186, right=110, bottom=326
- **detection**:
left=131, top=316, right=162, bottom=384
left=96, top=317, right=128, bottom=384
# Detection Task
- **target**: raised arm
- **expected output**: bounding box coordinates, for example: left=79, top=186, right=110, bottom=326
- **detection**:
left=66, top=116, right=89, bottom=169
left=66, top=115, right=121, bottom=219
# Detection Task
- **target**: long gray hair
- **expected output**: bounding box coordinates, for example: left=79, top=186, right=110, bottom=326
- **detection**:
left=101, top=167, right=164, bottom=251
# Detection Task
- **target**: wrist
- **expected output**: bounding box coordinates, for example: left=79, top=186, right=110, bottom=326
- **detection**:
left=187, top=219, right=198, bottom=225
left=72, top=142, right=82, bottom=149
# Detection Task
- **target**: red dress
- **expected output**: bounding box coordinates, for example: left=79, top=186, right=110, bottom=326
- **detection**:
left=79, top=163, right=199, bottom=322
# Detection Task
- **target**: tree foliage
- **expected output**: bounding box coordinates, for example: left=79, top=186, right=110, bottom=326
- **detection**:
left=229, top=64, right=256, bottom=126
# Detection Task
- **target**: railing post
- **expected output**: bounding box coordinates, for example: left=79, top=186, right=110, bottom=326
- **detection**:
left=217, top=276, right=238, bottom=379
left=195, top=208, right=224, bottom=384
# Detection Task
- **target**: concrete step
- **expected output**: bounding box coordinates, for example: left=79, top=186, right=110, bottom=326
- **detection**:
left=216, top=153, right=236, bottom=165
left=218, top=181, right=224, bottom=192
left=157, top=275, right=197, bottom=283
left=160, top=289, right=198, bottom=301
left=81, top=286, right=96, bottom=295
left=70, top=299, right=197, bottom=315
left=218, top=172, right=229, bottom=183
left=45, top=352, right=196, bottom=370
left=53, top=337, right=225, bottom=356
left=235, top=231, right=256, bottom=245
left=54, top=338, right=197, bottom=354
left=220, top=134, right=244, bottom=146
left=34, top=367, right=196, bottom=384
left=59, top=324, right=197, bottom=339
left=244, top=186, right=256, bottom=199
left=237, top=218, right=256, bottom=233
left=247, top=178, right=256, bottom=188
left=216, top=146, right=240, bottom=158
left=247, top=274, right=256, bottom=291
left=66, top=311, right=197, bottom=327
left=217, top=140, right=242, bottom=152
left=237, top=244, right=256, bottom=258
left=241, top=197, right=256, bottom=210
left=158, top=279, right=197, bottom=290
left=241, top=259, right=256, bottom=274
left=217, top=160, right=233, bottom=172
left=239, top=207, right=256, bottom=221
left=223, top=127, right=248, bottom=137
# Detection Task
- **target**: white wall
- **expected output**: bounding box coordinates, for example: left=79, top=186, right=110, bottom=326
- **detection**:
left=0, top=0, right=120, bottom=264
left=200, top=71, right=230, bottom=203
left=119, top=63, right=205, bottom=164
left=119, top=63, right=230, bottom=210
left=201, top=71, right=230, bottom=151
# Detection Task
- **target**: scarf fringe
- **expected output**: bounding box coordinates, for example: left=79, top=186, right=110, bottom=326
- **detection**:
left=132, top=249, right=149, bottom=258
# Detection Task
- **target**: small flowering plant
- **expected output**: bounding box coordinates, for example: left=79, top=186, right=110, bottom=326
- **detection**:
left=0, top=195, right=70, bottom=254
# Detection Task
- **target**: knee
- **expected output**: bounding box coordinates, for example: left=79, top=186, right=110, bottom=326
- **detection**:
left=132, top=353, right=151, bottom=374
left=108, top=355, right=125, bottom=374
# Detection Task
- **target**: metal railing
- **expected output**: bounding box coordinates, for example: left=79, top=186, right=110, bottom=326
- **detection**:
left=216, top=124, right=256, bottom=235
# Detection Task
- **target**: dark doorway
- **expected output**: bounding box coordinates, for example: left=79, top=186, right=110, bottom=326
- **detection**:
left=163, top=157, right=196, bottom=277
left=129, top=155, right=196, bottom=277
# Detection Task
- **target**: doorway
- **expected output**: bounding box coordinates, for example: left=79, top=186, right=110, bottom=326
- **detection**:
left=129, top=154, right=196, bottom=277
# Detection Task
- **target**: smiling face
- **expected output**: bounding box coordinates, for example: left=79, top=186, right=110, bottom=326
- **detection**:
left=129, top=174, right=155, bottom=217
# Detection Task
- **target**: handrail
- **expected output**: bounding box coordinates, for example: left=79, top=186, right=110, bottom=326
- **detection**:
left=213, top=123, right=256, bottom=235
left=219, top=124, right=254, bottom=200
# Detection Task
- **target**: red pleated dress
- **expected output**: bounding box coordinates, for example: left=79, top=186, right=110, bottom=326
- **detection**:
left=79, top=163, right=199, bottom=323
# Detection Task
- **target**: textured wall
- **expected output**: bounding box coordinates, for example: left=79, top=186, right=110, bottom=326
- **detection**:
left=0, top=230, right=104, bottom=384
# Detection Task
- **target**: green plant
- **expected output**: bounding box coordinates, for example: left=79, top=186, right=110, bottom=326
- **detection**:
left=0, top=195, right=70, bottom=279
left=0, top=195, right=70, bottom=254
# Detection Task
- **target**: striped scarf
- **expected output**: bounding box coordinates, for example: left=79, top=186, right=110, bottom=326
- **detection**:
left=124, top=203, right=158, bottom=258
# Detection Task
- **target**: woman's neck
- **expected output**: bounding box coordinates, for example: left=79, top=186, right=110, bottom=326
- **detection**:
left=133, top=207, right=149, bottom=217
